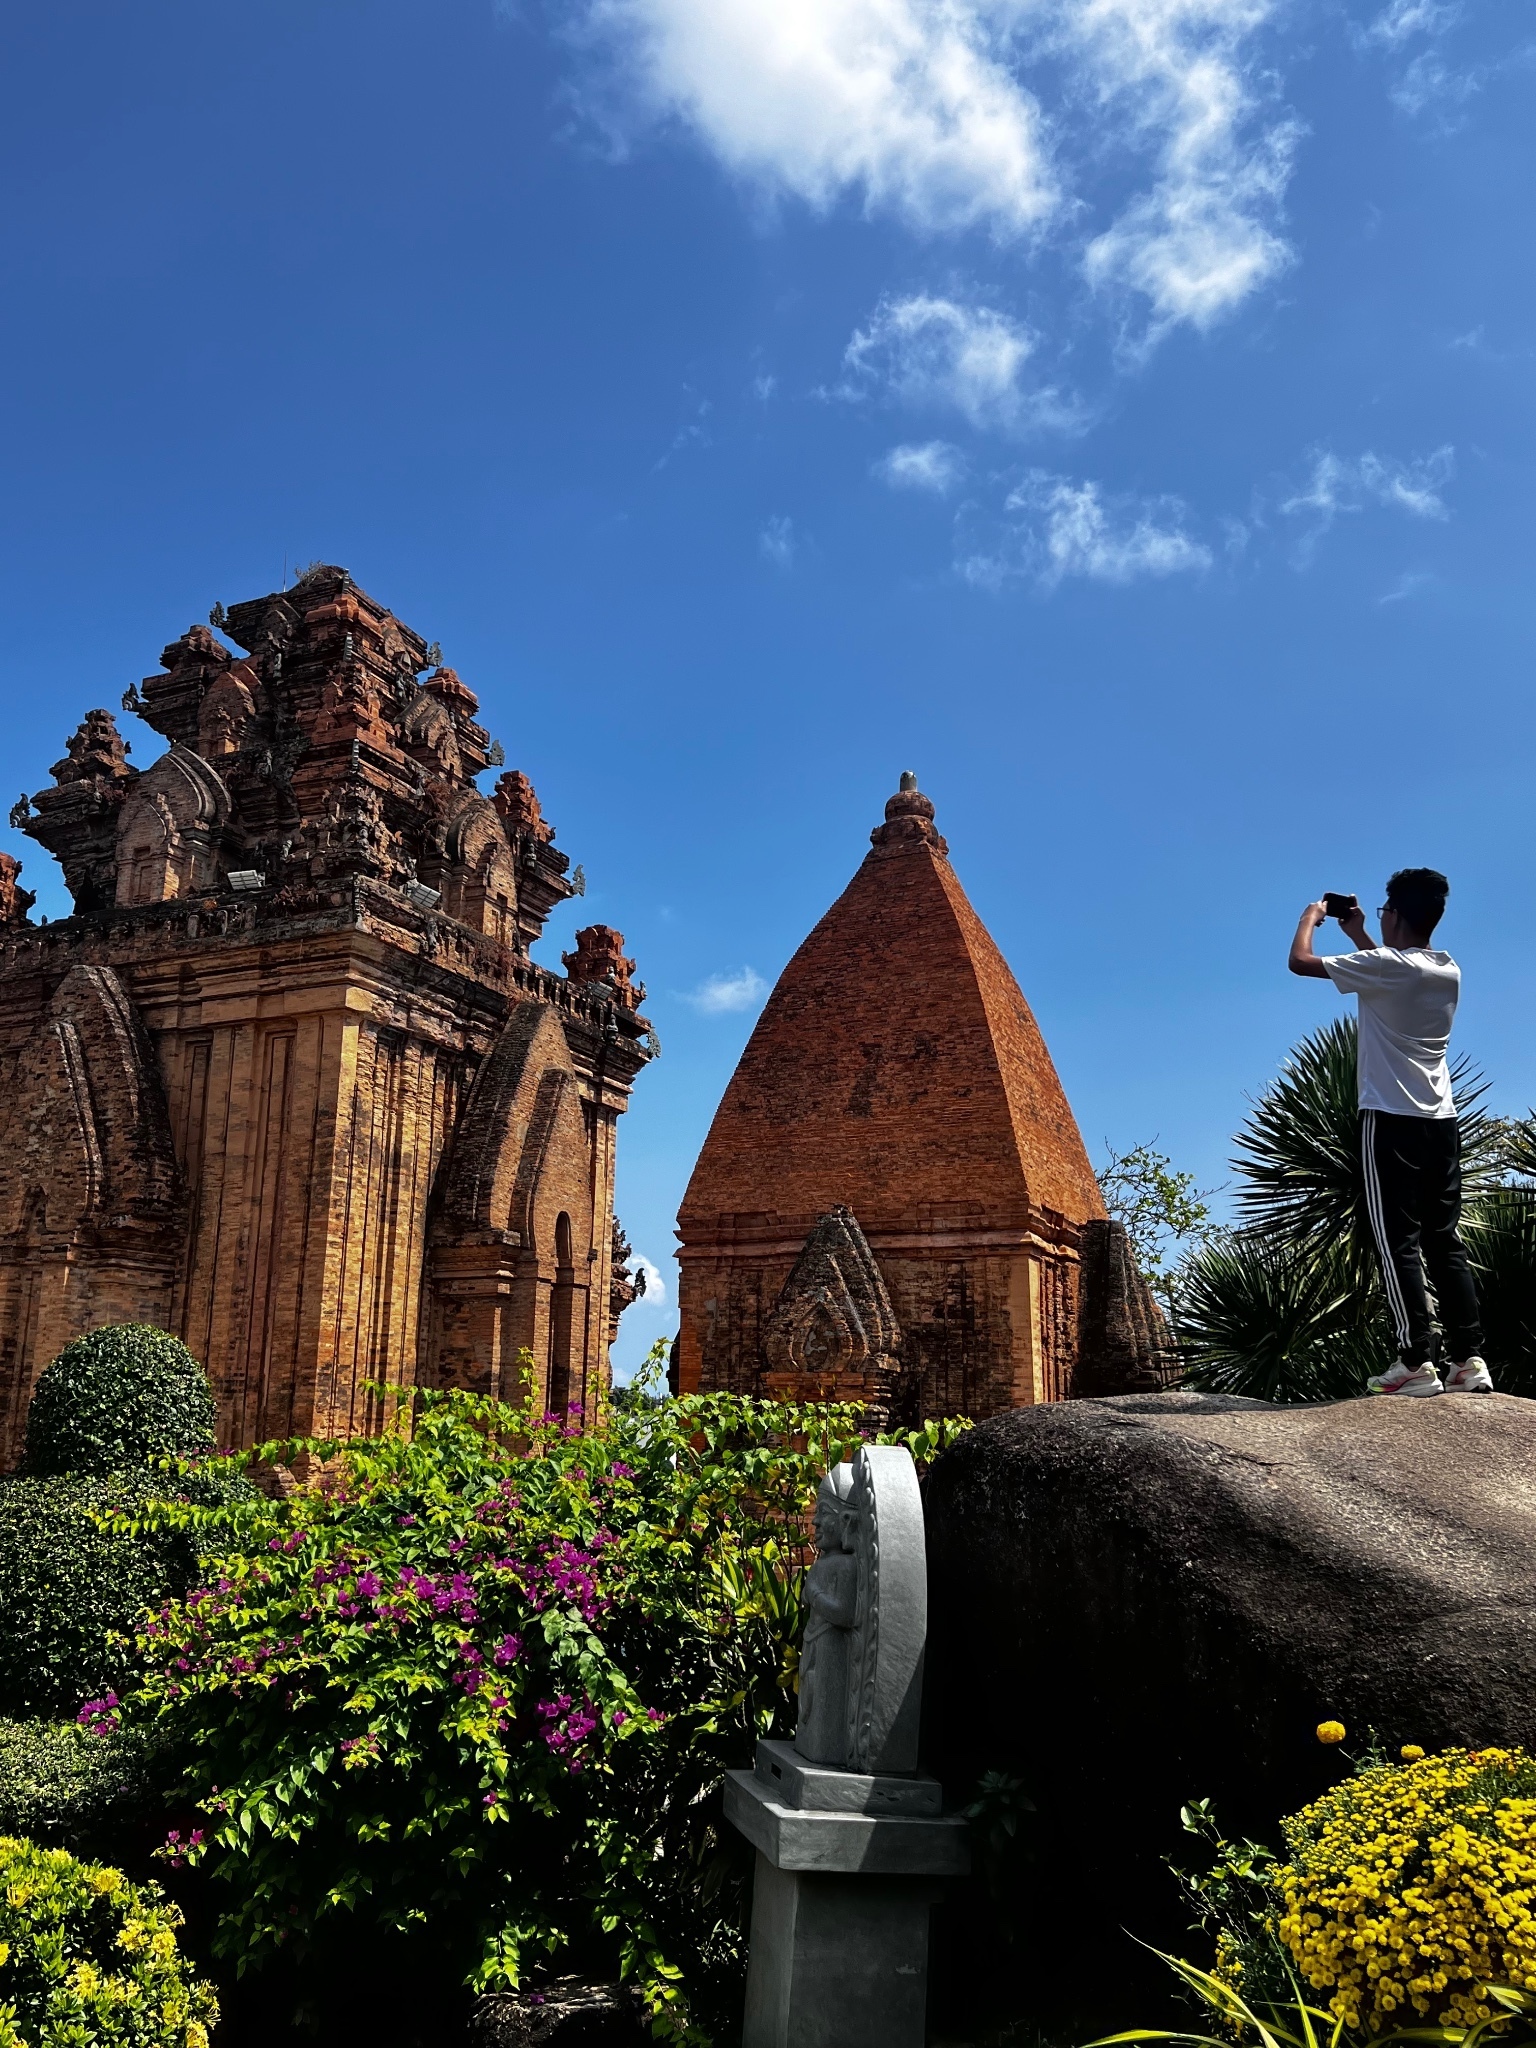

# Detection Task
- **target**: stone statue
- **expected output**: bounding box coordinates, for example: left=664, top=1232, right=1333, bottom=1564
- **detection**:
left=728, top=1438, right=964, bottom=2048
left=794, top=1463, right=858, bottom=1765
left=793, top=1443, right=927, bottom=1776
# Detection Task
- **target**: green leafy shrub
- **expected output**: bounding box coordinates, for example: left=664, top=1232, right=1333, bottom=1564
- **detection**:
left=0, top=1720, right=162, bottom=1857
left=117, top=1380, right=968, bottom=2040
left=22, top=1324, right=216, bottom=1479
left=0, top=1833, right=217, bottom=2046
left=0, top=1466, right=253, bottom=1719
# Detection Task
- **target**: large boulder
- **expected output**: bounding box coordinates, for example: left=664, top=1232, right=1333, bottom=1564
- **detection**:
left=921, top=1391, right=1536, bottom=2031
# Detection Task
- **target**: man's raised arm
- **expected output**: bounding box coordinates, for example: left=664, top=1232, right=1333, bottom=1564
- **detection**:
left=1289, top=901, right=1332, bottom=978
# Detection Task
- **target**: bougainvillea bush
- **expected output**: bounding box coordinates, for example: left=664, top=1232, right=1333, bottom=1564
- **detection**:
left=104, top=1376, right=964, bottom=2040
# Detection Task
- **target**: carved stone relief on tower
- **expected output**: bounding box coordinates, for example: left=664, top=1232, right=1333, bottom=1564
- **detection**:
left=759, top=1205, right=901, bottom=1420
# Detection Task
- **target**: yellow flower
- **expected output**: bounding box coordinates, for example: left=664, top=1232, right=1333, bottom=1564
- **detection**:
left=1401, top=1745, right=1426, bottom=1762
left=1317, top=1721, right=1347, bottom=1745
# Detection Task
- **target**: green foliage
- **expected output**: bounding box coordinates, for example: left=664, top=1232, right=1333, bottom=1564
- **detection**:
left=0, top=1833, right=218, bottom=2046
left=0, top=1466, right=252, bottom=1719
left=1098, top=1143, right=1218, bottom=1312
left=118, top=1382, right=971, bottom=2040
left=23, top=1325, right=216, bottom=1479
left=0, top=1720, right=161, bottom=1856
left=1171, top=1797, right=1292, bottom=2014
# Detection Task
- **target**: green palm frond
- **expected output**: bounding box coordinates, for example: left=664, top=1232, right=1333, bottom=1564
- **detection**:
left=1175, top=1232, right=1393, bottom=1403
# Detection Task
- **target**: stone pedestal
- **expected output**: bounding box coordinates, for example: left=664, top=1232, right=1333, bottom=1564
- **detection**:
left=726, top=1740, right=969, bottom=2048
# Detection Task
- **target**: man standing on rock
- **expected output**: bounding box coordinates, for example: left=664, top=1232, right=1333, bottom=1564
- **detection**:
left=1289, top=868, right=1492, bottom=1397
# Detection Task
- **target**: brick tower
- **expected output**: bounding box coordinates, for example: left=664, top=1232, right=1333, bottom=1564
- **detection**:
left=675, top=774, right=1115, bottom=1422
left=0, top=567, right=653, bottom=1461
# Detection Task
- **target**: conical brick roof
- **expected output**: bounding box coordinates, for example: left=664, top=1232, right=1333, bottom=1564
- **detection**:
left=678, top=778, right=1105, bottom=1241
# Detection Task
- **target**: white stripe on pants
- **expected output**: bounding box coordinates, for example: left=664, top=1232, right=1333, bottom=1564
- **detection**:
left=1361, top=1108, right=1413, bottom=1354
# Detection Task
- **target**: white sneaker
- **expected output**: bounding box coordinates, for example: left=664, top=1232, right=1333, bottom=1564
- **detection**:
left=1444, top=1357, right=1495, bottom=1393
left=1366, top=1361, right=1444, bottom=1397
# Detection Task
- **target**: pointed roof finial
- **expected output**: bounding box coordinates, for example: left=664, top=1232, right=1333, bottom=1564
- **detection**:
left=872, top=771, right=946, bottom=854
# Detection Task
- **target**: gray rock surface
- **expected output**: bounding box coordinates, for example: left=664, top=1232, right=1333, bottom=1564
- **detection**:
left=921, top=1391, right=1536, bottom=2027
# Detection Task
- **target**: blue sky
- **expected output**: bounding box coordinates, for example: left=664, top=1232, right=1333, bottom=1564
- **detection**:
left=2, top=0, right=1532, bottom=1375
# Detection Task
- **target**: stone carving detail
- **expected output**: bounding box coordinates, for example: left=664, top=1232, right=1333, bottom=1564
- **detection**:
left=760, top=1206, right=900, bottom=1419
left=17, top=566, right=580, bottom=954
left=794, top=1443, right=926, bottom=1774
left=562, top=926, right=644, bottom=1011
left=0, top=855, right=35, bottom=927
left=607, top=1218, right=644, bottom=1344
left=1074, top=1217, right=1179, bottom=1396
left=114, top=747, right=233, bottom=906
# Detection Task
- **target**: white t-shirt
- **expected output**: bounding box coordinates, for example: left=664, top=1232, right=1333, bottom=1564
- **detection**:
left=1322, top=947, right=1460, bottom=1119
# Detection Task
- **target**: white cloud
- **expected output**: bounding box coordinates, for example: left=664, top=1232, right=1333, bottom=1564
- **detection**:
left=759, top=514, right=796, bottom=565
left=961, top=470, right=1211, bottom=587
left=1378, top=570, right=1433, bottom=605
left=576, top=0, right=1056, bottom=235
left=569, top=0, right=1297, bottom=336
left=685, top=967, right=769, bottom=1012
left=628, top=1253, right=668, bottom=1305
left=842, top=294, right=1071, bottom=432
left=875, top=440, right=967, bottom=492
left=1281, top=446, right=1454, bottom=549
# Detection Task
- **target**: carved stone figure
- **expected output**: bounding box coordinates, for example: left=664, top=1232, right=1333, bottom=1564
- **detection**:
left=726, top=1439, right=964, bottom=2048
left=792, top=1443, right=927, bottom=1775
left=793, top=1462, right=858, bottom=1764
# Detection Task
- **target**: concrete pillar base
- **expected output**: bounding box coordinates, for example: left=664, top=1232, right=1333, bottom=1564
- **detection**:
left=726, top=1741, right=970, bottom=2048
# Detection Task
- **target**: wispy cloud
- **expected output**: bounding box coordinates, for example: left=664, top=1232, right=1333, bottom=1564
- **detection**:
left=1378, top=570, right=1434, bottom=605
left=567, top=0, right=1297, bottom=338
left=1355, top=0, right=1486, bottom=118
left=875, top=441, right=967, bottom=493
left=960, top=471, right=1211, bottom=589
left=758, top=515, right=796, bottom=566
left=684, top=967, right=769, bottom=1013
left=840, top=294, right=1073, bottom=433
left=1280, top=445, right=1454, bottom=558
left=1076, top=2, right=1300, bottom=340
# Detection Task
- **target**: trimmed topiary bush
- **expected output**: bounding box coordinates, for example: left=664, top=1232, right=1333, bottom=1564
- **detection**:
left=0, top=1719, right=162, bottom=1857
left=0, top=1833, right=217, bottom=2045
left=22, top=1324, right=216, bottom=1479
left=0, top=1466, right=252, bottom=1719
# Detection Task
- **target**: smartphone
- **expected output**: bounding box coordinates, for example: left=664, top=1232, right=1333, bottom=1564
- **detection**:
left=1323, top=892, right=1358, bottom=919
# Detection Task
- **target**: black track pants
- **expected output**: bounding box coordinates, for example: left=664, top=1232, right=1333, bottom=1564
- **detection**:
left=1360, top=1108, right=1483, bottom=1366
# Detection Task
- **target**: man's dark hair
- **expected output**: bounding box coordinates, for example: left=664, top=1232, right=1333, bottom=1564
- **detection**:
left=1385, top=867, right=1449, bottom=939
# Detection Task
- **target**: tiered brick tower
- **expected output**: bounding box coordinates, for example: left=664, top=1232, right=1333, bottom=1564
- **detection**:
left=675, top=775, right=1113, bottom=1422
left=0, top=566, right=652, bottom=1461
